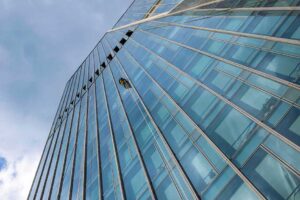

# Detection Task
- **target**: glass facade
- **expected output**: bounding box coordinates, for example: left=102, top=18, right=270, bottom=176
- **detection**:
left=29, top=0, right=300, bottom=199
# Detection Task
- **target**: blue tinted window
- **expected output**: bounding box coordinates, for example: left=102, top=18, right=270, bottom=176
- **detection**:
left=265, top=135, right=300, bottom=172
left=207, top=107, right=254, bottom=156
left=243, top=148, right=300, bottom=199
left=276, top=107, right=300, bottom=146
left=156, top=176, right=182, bottom=199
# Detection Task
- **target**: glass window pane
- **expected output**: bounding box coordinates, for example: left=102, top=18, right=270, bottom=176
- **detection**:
left=243, top=148, right=300, bottom=199
left=289, top=115, right=300, bottom=136
left=181, top=145, right=217, bottom=193
left=229, top=183, right=258, bottom=200
left=264, top=135, right=300, bottom=172
left=240, top=88, right=271, bottom=111
left=156, top=177, right=181, bottom=199
left=214, top=109, right=252, bottom=150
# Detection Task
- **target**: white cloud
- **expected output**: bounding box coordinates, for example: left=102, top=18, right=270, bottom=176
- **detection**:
left=0, top=102, right=48, bottom=199
left=0, top=155, right=40, bottom=200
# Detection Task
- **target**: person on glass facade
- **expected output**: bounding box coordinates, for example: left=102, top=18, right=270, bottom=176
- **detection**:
left=119, top=77, right=132, bottom=89
left=29, top=0, right=300, bottom=199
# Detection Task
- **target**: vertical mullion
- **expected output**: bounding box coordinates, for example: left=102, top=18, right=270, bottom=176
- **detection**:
left=96, top=49, right=124, bottom=199
left=41, top=118, right=67, bottom=199
left=94, top=47, right=101, bottom=73
left=97, top=43, right=106, bottom=66
left=85, top=84, right=102, bottom=199
left=92, top=52, right=95, bottom=78
left=51, top=80, right=70, bottom=133
left=54, top=79, right=72, bottom=130
left=32, top=136, right=55, bottom=199
left=87, top=54, right=91, bottom=81
left=62, top=78, right=75, bottom=124
left=70, top=93, right=87, bottom=199
left=101, top=72, right=126, bottom=200
left=107, top=63, right=157, bottom=199
left=76, top=65, right=84, bottom=98
left=61, top=76, right=75, bottom=119
left=84, top=60, right=89, bottom=88
left=27, top=135, right=53, bottom=199
left=101, top=37, right=113, bottom=57
left=95, top=45, right=102, bottom=69
left=80, top=61, right=87, bottom=92
left=70, top=68, right=81, bottom=105
left=34, top=122, right=62, bottom=199
left=94, top=80, right=103, bottom=200
left=49, top=108, right=74, bottom=199
left=58, top=101, right=81, bottom=199
left=67, top=71, right=78, bottom=108
left=82, top=88, right=89, bottom=200
left=68, top=98, right=83, bottom=199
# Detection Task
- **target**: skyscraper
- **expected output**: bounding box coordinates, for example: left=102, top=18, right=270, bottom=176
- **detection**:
left=28, top=0, right=300, bottom=199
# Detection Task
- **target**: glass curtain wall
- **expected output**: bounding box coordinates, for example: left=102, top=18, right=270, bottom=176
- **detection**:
left=29, top=0, right=300, bottom=199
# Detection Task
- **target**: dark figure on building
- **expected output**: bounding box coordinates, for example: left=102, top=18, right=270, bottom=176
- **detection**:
left=119, top=77, right=132, bottom=89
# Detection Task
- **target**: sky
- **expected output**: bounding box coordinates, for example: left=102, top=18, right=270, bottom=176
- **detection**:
left=0, top=0, right=132, bottom=199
